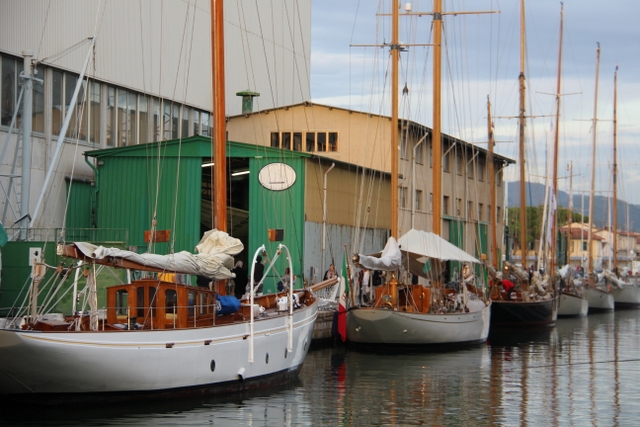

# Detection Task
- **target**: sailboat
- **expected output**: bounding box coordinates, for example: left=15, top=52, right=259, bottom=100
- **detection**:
left=582, top=43, right=615, bottom=311
left=489, top=0, right=559, bottom=326
left=346, top=1, right=492, bottom=347
left=553, top=6, right=588, bottom=317
left=606, top=65, right=640, bottom=308
left=0, top=1, right=318, bottom=402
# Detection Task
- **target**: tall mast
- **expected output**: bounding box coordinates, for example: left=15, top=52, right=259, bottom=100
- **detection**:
left=518, top=0, right=527, bottom=267
left=390, top=1, right=399, bottom=238
left=549, top=4, right=564, bottom=274
left=587, top=43, right=601, bottom=275
left=612, top=65, right=618, bottom=272
left=487, top=97, right=497, bottom=267
left=212, top=0, right=227, bottom=232
left=567, top=161, right=573, bottom=265
left=431, top=0, right=443, bottom=236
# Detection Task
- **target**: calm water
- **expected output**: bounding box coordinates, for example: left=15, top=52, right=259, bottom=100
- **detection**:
left=3, top=310, right=640, bottom=426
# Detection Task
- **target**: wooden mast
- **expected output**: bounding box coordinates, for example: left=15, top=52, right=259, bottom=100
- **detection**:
left=587, top=43, right=601, bottom=275
left=518, top=0, right=528, bottom=268
left=391, top=1, right=399, bottom=238
left=487, top=97, right=498, bottom=267
left=212, top=0, right=227, bottom=232
left=432, top=0, right=443, bottom=236
left=612, top=65, right=618, bottom=273
left=549, top=4, right=564, bottom=274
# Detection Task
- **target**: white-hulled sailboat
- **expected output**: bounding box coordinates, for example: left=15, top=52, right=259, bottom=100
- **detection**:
left=0, top=0, right=318, bottom=403
left=583, top=43, right=614, bottom=311
left=346, top=1, right=493, bottom=347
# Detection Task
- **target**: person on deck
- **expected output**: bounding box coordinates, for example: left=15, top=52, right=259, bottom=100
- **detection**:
left=324, top=263, right=337, bottom=281
left=251, top=255, right=265, bottom=295
left=232, top=260, right=248, bottom=299
left=501, top=278, right=515, bottom=300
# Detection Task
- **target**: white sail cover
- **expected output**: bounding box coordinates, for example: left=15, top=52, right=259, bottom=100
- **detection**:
left=397, top=228, right=480, bottom=264
left=357, top=236, right=403, bottom=271
left=71, top=229, right=243, bottom=279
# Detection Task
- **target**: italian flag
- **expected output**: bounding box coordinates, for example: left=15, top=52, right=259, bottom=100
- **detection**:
left=338, top=252, right=350, bottom=342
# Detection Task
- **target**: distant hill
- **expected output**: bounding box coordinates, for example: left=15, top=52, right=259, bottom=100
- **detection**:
left=507, top=181, right=640, bottom=233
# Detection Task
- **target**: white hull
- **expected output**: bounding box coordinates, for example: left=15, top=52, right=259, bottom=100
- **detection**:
left=611, top=283, right=640, bottom=307
left=558, top=293, right=588, bottom=317
left=0, top=303, right=317, bottom=396
left=346, top=302, right=490, bottom=345
left=584, top=288, right=615, bottom=311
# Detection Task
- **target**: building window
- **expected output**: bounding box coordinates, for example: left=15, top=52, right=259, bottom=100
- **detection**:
left=415, top=141, right=423, bottom=164
left=583, top=241, right=588, bottom=251
left=400, top=186, right=407, bottom=209
left=443, top=150, right=450, bottom=172
left=1, top=56, right=18, bottom=126
left=478, top=203, right=483, bottom=221
left=32, top=64, right=45, bottom=133
left=294, top=132, right=302, bottom=151
left=270, top=132, right=280, bottom=148
left=456, top=153, right=463, bottom=175
left=467, top=157, right=474, bottom=179
left=443, top=196, right=449, bottom=215
left=282, top=132, right=291, bottom=150
left=468, top=201, right=473, bottom=219
left=106, top=86, right=115, bottom=146
left=152, top=98, right=162, bottom=141
left=328, top=132, right=338, bottom=152
left=497, top=206, right=501, bottom=223
left=306, top=132, right=315, bottom=151
left=415, top=189, right=422, bottom=211
left=201, top=111, right=211, bottom=137
left=429, top=193, right=433, bottom=212
left=192, top=109, right=200, bottom=136
left=456, top=198, right=462, bottom=216
left=478, top=159, right=485, bottom=181
left=400, top=136, right=407, bottom=160
left=181, top=106, right=190, bottom=138
left=85, top=80, right=101, bottom=143
left=317, top=132, right=327, bottom=151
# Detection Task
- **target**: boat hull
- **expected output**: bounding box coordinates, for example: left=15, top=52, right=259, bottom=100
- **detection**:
left=346, top=303, right=491, bottom=346
left=558, top=292, right=589, bottom=317
left=0, top=303, right=317, bottom=401
left=584, top=288, right=614, bottom=311
left=611, top=283, right=640, bottom=308
left=490, top=297, right=558, bottom=326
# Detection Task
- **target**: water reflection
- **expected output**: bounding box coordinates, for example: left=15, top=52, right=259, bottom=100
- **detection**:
left=3, top=311, right=640, bottom=426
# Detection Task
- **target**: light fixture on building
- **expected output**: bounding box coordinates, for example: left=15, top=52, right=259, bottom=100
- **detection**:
left=201, top=162, right=214, bottom=167
left=231, top=170, right=250, bottom=176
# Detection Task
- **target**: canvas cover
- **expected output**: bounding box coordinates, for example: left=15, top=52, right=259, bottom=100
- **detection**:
left=70, top=229, right=243, bottom=279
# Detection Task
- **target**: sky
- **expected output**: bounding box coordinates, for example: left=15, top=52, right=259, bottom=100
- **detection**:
left=309, top=0, right=640, bottom=208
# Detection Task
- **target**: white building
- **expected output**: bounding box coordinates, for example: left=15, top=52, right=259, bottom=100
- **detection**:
left=0, top=0, right=311, bottom=233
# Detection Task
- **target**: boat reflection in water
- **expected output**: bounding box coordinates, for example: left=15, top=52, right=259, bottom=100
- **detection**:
left=4, top=312, right=640, bottom=426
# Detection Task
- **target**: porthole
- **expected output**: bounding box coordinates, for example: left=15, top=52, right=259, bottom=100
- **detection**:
left=210, top=360, right=216, bottom=372
left=265, top=353, right=269, bottom=364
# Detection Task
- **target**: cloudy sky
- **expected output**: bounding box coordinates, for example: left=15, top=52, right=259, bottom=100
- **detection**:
left=310, top=0, right=640, bottom=208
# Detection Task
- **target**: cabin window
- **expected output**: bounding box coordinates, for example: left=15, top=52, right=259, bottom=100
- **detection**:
left=166, top=289, right=177, bottom=315
left=137, top=287, right=145, bottom=317
left=188, top=291, right=196, bottom=317
left=199, top=293, right=209, bottom=315
left=149, top=287, right=157, bottom=313
left=270, top=132, right=280, bottom=148
left=116, top=290, right=129, bottom=316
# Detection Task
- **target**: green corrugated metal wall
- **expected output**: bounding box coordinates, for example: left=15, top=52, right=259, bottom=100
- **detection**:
left=95, top=155, right=202, bottom=253
left=65, top=180, right=94, bottom=229
left=248, top=157, right=305, bottom=293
